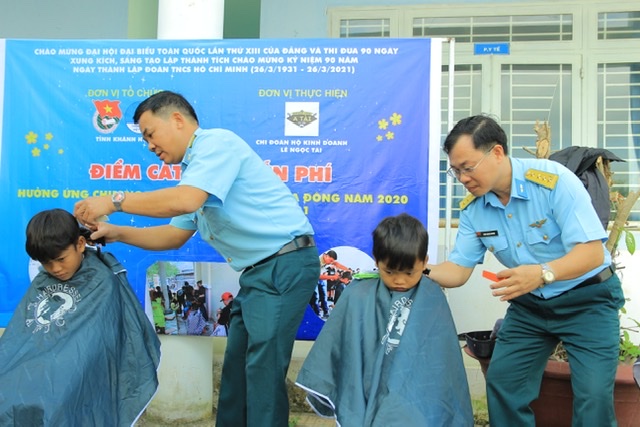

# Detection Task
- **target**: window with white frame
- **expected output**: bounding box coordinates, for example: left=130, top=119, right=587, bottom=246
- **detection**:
left=339, top=18, right=390, bottom=38
left=330, top=1, right=640, bottom=221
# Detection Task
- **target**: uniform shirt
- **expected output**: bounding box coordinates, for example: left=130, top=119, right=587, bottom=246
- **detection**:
left=449, top=157, right=610, bottom=299
left=170, top=128, right=314, bottom=271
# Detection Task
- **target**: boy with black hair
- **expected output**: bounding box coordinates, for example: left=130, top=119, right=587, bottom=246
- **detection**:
left=0, top=209, right=160, bottom=426
left=296, top=213, right=473, bottom=426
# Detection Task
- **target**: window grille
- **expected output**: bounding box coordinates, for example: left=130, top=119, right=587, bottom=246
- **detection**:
left=413, top=14, right=572, bottom=42
left=598, top=11, right=640, bottom=40
left=598, top=62, right=640, bottom=219
left=439, top=64, right=483, bottom=220
left=340, top=19, right=390, bottom=38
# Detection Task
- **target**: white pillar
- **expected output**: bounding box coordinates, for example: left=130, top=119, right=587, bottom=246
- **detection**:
left=157, top=0, right=225, bottom=40
left=145, top=336, right=215, bottom=422
left=147, top=2, right=224, bottom=422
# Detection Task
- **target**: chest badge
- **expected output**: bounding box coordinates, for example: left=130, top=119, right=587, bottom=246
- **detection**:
left=529, top=219, right=547, bottom=228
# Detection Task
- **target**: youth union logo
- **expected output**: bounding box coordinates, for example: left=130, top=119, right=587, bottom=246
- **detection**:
left=92, top=99, right=122, bottom=134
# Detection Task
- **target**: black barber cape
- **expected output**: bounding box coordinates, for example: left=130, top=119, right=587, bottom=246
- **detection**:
left=0, top=248, right=161, bottom=426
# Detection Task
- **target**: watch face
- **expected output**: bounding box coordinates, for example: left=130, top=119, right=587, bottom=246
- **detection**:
left=542, top=270, right=555, bottom=283
left=113, top=192, right=124, bottom=202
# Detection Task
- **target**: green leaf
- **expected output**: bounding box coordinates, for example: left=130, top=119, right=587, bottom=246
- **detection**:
left=624, top=230, right=636, bottom=255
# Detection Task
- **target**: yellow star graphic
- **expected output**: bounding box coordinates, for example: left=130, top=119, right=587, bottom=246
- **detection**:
left=385, top=131, right=395, bottom=140
left=104, top=105, right=113, bottom=114
left=390, top=113, right=402, bottom=126
left=43, top=144, right=50, bottom=150
left=58, top=149, right=64, bottom=155
left=25, top=131, right=38, bottom=144
left=45, top=133, right=54, bottom=141
left=31, top=147, right=41, bottom=157
left=378, top=118, right=389, bottom=130
left=376, top=135, right=384, bottom=141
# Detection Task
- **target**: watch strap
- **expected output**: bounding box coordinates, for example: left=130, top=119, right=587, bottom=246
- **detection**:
left=112, top=191, right=125, bottom=212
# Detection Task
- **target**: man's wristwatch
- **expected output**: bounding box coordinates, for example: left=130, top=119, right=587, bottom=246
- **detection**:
left=112, top=191, right=125, bottom=212
left=540, top=263, right=556, bottom=286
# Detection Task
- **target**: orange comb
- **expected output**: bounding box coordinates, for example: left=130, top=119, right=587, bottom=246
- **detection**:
left=482, top=270, right=500, bottom=282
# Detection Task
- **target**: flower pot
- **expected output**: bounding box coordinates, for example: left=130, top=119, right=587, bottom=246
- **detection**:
left=530, top=360, right=640, bottom=427
left=463, top=347, right=640, bottom=427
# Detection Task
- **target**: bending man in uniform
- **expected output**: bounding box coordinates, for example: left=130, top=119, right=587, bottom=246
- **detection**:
left=74, top=91, right=319, bottom=427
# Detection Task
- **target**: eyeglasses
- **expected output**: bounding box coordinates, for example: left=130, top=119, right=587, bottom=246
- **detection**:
left=446, top=145, right=496, bottom=179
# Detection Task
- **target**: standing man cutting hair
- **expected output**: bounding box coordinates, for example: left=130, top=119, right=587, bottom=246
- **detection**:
left=426, top=115, right=624, bottom=426
left=74, top=90, right=320, bottom=427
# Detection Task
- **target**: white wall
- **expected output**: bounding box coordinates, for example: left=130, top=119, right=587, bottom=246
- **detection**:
left=260, top=0, right=533, bottom=38
left=0, top=0, right=130, bottom=39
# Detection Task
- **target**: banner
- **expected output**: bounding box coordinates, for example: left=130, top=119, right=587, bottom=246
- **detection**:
left=0, top=38, right=442, bottom=337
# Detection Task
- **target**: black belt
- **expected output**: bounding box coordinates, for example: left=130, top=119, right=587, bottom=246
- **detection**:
left=247, top=235, right=315, bottom=270
left=572, top=265, right=615, bottom=290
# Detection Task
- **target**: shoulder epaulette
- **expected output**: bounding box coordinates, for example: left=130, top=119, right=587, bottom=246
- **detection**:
left=353, top=272, right=379, bottom=280
left=524, top=169, right=558, bottom=190
left=459, top=193, right=476, bottom=211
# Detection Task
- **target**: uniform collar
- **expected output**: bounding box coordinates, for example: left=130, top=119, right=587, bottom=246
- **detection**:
left=509, top=158, right=530, bottom=200
left=482, top=157, right=529, bottom=208
left=182, top=128, right=202, bottom=165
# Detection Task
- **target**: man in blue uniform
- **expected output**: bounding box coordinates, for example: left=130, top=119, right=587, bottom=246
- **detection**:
left=74, top=91, right=319, bottom=427
left=426, top=115, right=624, bottom=426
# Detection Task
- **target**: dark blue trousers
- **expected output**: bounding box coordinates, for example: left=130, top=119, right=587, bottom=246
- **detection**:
left=486, top=273, right=624, bottom=427
left=216, top=246, right=319, bottom=427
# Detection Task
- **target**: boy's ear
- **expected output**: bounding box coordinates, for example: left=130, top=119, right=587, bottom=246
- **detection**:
left=77, top=236, right=87, bottom=253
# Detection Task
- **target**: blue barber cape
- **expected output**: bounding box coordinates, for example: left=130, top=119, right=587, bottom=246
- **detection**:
left=0, top=248, right=161, bottom=426
left=296, top=275, right=473, bottom=426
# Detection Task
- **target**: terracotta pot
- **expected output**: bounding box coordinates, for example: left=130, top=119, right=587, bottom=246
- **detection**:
left=463, top=346, right=640, bottom=427
left=531, top=360, right=640, bottom=427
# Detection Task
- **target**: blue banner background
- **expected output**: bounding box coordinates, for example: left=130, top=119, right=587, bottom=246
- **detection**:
left=0, top=38, right=439, bottom=330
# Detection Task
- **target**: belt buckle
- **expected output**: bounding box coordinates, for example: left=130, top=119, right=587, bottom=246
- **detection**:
left=294, top=235, right=311, bottom=248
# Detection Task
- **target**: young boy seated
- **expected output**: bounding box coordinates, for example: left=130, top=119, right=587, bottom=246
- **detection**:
left=0, top=208, right=161, bottom=426
left=296, top=213, right=473, bottom=426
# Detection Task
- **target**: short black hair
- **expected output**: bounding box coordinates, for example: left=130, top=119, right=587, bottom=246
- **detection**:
left=372, top=213, right=428, bottom=271
left=133, top=90, right=199, bottom=124
left=324, top=250, right=338, bottom=260
left=25, top=209, right=81, bottom=263
left=443, top=114, right=508, bottom=155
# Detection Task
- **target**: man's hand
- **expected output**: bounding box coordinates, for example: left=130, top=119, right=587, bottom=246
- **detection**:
left=74, top=196, right=114, bottom=228
left=489, top=264, right=543, bottom=301
left=88, top=221, right=119, bottom=244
